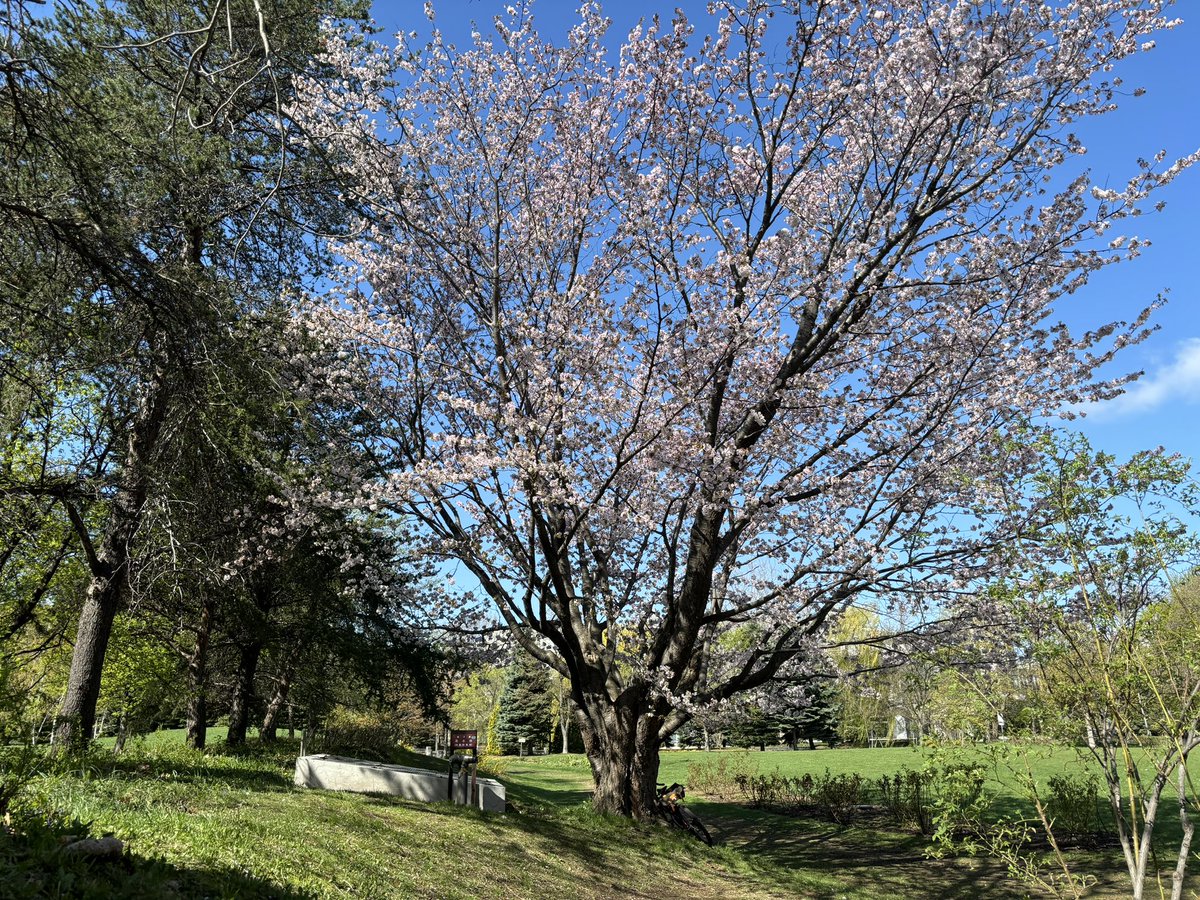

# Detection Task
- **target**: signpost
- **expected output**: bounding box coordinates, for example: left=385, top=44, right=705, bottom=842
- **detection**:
left=449, top=730, right=479, bottom=755
left=448, top=730, right=479, bottom=806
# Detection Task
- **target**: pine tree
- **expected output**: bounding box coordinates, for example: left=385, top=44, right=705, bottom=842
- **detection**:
left=786, top=682, right=842, bottom=750
left=494, top=652, right=552, bottom=755
left=729, top=706, right=778, bottom=751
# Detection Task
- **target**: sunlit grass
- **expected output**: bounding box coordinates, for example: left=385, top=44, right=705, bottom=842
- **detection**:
left=5, top=733, right=1185, bottom=898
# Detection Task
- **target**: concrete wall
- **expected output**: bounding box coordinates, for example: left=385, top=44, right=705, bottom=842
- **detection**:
left=293, top=754, right=505, bottom=813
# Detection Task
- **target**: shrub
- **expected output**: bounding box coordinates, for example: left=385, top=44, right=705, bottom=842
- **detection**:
left=736, top=768, right=861, bottom=824
left=927, top=760, right=990, bottom=849
left=1044, top=773, right=1102, bottom=836
left=814, top=770, right=863, bottom=825
left=798, top=772, right=815, bottom=803
left=734, top=772, right=778, bottom=808
left=317, top=706, right=405, bottom=762
left=686, top=751, right=755, bottom=800
left=0, top=744, right=39, bottom=819
left=878, top=761, right=987, bottom=839
left=878, top=768, right=934, bottom=833
left=477, top=754, right=509, bottom=779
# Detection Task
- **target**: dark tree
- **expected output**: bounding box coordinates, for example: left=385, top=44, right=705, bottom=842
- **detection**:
left=0, top=0, right=363, bottom=748
left=783, top=682, right=842, bottom=750
left=728, top=706, right=778, bottom=752
left=495, top=652, right=553, bottom=755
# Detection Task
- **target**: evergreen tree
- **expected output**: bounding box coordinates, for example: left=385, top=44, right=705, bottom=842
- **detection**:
left=784, top=682, right=842, bottom=750
left=494, top=652, right=552, bottom=755
left=728, top=706, right=778, bottom=751
left=0, top=0, right=365, bottom=748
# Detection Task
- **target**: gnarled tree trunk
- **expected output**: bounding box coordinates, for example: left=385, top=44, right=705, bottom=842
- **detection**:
left=575, top=683, right=665, bottom=819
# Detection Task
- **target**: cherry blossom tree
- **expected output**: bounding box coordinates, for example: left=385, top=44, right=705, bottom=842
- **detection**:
left=300, top=1, right=1194, bottom=817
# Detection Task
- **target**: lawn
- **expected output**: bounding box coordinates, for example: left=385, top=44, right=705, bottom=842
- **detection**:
left=502, top=744, right=1191, bottom=898
left=2, top=733, right=1187, bottom=899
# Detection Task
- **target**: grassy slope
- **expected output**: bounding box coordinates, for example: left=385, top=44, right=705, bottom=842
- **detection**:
left=3, top=734, right=1178, bottom=899
left=4, top=735, right=812, bottom=900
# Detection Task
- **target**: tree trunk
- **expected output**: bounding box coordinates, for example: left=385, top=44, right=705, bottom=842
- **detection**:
left=260, top=665, right=294, bottom=743
left=559, top=689, right=572, bottom=754
left=185, top=598, right=214, bottom=750
left=187, top=692, right=207, bottom=750
left=55, top=574, right=119, bottom=749
left=226, top=640, right=263, bottom=747
left=229, top=577, right=273, bottom=747
left=54, top=337, right=169, bottom=750
left=576, top=687, right=663, bottom=819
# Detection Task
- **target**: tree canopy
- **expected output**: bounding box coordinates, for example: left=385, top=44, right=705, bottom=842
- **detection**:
left=295, top=0, right=1193, bottom=816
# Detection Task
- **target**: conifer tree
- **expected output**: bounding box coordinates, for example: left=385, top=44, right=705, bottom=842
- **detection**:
left=495, top=653, right=553, bottom=755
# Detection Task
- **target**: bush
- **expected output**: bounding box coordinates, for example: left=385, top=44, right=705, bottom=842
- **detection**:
left=814, top=770, right=863, bottom=824
left=878, top=768, right=933, bottom=833
left=477, top=754, right=509, bottom=779
left=1044, top=773, right=1102, bottom=836
left=926, top=759, right=990, bottom=850
left=735, top=768, right=860, bottom=824
left=316, top=706, right=405, bottom=762
left=686, top=751, right=755, bottom=800
left=0, top=744, right=39, bottom=819
left=734, top=772, right=779, bottom=808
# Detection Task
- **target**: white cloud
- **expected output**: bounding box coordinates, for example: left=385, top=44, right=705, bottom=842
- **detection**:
left=1087, top=338, right=1200, bottom=420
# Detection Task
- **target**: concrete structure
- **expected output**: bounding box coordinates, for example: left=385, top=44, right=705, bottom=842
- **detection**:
left=293, top=754, right=505, bottom=813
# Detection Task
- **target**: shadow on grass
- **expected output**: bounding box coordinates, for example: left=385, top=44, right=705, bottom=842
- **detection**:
left=0, top=827, right=312, bottom=900
left=504, top=780, right=594, bottom=810
left=701, top=805, right=1007, bottom=899
left=100, top=755, right=294, bottom=793
left=481, top=763, right=998, bottom=898
left=52, top=736, right=309, bottom=795
left=356, top=792, right=752, bottom=899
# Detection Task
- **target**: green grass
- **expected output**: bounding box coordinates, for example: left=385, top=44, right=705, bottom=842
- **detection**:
left=502, top=744, right=1189, bottom=897
left=3, top=735, right=1188, bottom=899
left=4, top=737, right=825, bottom=899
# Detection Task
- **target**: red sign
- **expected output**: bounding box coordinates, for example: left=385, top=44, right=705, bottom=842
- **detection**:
left=450, top=730, right=478, bottom=752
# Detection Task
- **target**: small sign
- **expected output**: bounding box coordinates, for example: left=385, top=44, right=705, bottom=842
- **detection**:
left=450, top=730, right=478, bottom=753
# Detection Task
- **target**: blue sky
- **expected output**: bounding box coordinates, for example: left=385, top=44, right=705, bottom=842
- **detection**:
left=375, top=0, right=1200, bottom=466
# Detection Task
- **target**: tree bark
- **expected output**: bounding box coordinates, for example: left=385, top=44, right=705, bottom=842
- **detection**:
left=226, top=639, right=263, bottom=747
left=55, top=344, right=169, bottom=750
left=55, top=572, right=120, bottom=749
left=228, top=577, right=274, bottom=747
left=557, top=681, right=572, bottom=754
left=576, top=685, right=663, bottom=819
left=260, top=663, right=294, bottom=743
left=114, top=713, right=128, bottom=753
left=185, top=597, right=214, bottom=750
